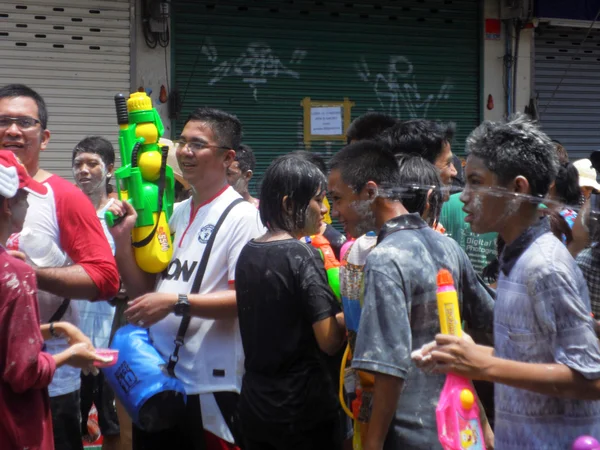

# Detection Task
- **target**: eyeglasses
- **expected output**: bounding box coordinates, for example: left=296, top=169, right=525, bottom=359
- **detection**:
left=0, top=116, right=41, bottom=130
left=175, top=139, right=230, bottom=153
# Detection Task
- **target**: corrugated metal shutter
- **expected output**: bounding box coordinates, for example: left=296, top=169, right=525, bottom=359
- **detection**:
left=535, top=23, right=600, bottom=160
left=0, top=0, right=130, bottom=179
left=173, top=0, right=481, bottom=193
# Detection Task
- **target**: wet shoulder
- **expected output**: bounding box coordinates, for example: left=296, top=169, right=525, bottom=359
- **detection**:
left=0, top=251, right=37, bottom=306
left=368, top=227, right=448, bottom=270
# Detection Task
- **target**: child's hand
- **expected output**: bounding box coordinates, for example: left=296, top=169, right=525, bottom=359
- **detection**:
left=64, top=343, right=111, bottom=374
left=54, top=322, right=93, bottom=347
left=424, top=334, right=494, bottom=381
left=412, top=333, right=476, bottom=373
left=411, top=340, right=438, bottom=373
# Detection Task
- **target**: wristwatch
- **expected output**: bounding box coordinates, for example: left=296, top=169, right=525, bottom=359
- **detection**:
left=174, top=294, right=190, bottom=317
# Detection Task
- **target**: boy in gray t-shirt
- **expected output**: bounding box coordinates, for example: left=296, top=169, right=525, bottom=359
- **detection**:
left=416, top=115, right=600, bottom=450
left=328, top=141, right=494, bottom=450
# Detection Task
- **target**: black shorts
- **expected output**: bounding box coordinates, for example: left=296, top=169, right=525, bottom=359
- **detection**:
left=242, top=416, right=342, bottom=450
left=80, top=371, right=120, bottom=437
left=51, top=390, right=84, bottom=450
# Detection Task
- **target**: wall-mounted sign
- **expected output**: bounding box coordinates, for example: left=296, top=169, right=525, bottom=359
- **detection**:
left=301, top=97, right=355, bottom=147
left=310, top=107, right=343, bottom=135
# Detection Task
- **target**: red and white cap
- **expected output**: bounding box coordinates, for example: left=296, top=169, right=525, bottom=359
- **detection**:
left=0, top=150, right=47, bottom=198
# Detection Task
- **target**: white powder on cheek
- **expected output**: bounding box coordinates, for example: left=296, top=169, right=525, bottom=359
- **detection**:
left=350, top=198, right=377, bottom=236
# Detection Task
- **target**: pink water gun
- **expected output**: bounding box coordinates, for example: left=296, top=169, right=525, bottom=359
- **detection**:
left=435, top=269, right=486, bottom=450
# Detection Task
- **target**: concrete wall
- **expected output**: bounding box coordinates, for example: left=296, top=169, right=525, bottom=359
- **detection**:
left=483, top=0, right=533, bottom=121
left=131, top=0, right=173, bottom=137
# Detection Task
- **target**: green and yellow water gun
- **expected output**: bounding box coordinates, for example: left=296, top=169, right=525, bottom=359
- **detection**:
left=106, top=92, right=175, bottom=274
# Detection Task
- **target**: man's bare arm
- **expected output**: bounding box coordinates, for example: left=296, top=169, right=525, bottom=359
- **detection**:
left=36, top=265, right=99, bottom=300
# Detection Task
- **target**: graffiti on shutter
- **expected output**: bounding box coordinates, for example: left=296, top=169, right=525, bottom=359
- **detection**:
left=203, top=40, right=307, bottom=101
left=355, top=55, right=453, bottom=119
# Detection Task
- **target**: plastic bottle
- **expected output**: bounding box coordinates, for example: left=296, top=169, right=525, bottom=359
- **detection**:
left=435, top=269, right=486, bottom=450
left=18, top=227, right=68, bottom=268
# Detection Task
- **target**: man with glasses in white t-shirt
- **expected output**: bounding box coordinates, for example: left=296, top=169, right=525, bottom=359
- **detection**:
left=108, top=107, right=263, bottom=450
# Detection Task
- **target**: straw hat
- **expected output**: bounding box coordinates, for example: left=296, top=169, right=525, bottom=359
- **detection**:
left=573, top=158, right=600, bottom=191
left=159, top=138, right=190, bottom=190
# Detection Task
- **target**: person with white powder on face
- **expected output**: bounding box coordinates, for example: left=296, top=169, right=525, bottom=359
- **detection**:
left=72, top=136, right=122, bottom=450
left=0, top=150, right=107, bottom=450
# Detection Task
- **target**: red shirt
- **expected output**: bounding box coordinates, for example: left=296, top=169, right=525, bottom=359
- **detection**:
left=47, top=175, right=119, bottom=300
left=0, top=247, right=56, bottom=449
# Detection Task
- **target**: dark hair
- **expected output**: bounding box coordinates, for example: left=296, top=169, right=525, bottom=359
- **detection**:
left=0, top=84, right=48, bottom=129
left=378, top=119, right=456, bottom=163
left=554, top=162, right=581, bottom=206
left=72, top=136, right=115, bottom=167
left=184, top=107, right=242, bottom=151
left=236, top=144, right=256, bottom=173
left=541, top=209, right=573, bottom=245
left=466, top=114, right=559, bottom=198
left=259, top=154, right=326, bottom=233
left=346, top=112, right=397, bottom=143
left=329, top=140, right=401, bottom=193
left=293, top=150, right=327, bottom=174
left=552, top=140, right=570, bottom=165
left=396, top=154, right=443, bottom=226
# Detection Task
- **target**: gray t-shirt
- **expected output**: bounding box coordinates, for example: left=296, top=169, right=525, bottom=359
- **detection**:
left=352, top=213, right=494, bottom=450
left=496, top=220, right=600, bottom=449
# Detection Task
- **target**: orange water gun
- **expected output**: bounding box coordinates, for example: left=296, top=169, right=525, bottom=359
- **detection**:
left=306, top=234, right=341, bottom=300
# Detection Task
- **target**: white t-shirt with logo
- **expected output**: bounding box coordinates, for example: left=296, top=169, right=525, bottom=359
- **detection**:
left=150, top=186, right=263, bottom=442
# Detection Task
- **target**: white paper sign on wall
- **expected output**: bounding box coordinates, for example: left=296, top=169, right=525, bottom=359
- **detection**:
left=310, top=107, right=343, bottom=135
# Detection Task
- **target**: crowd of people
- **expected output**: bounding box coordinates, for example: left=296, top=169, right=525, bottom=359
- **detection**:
left=2, top=81, right=600, bottom=450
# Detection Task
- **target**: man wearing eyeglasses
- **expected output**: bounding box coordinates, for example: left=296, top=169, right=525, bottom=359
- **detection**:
left=108, top=107, right=263, bottom=450
left=0, top=83, right=120, bottom=450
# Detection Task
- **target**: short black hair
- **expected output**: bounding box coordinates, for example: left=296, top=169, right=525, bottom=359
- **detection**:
left=552, top=140, right=569, bottom=165
left=184, top=107, right=242, bottom=151
left=329, top=140, right=401, bottom=193
left=346, top=112, right=397, bottom=143
left=259, top=154, right=326, bottom=233
left=378, top=119, right=455, bottom=163
left=554, top=162, right=580, bottom=206
left=72, top=136, right=115, bottom=167
left=0, top=84, right=48, bottom=129
left=236, top=143, right=256, bottom=173
left=396, top=154, right=443, bottom=226
left=293, top=150, right=327, bottom=175
left=466, top=114, right=558, bottom=198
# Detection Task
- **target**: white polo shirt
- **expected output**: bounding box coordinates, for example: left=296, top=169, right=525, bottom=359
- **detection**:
left=150, top=185, right=263, bottom=442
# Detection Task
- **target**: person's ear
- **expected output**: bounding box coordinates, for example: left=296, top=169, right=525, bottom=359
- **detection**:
left=0, top=196, right=11, bottom=218
left=282, top=195, right=293, bottom=216
left=107, top=163, right=115, bottom=177
left=40, top=129, right=51, bottom=152
left=514, top=175, right=530, bottom=195
left=223, top=149, right=236, bottom=167
left=361, top=181, right=378, bottom=200
left=423, top=188, right=433, bottom=218
left=244, top=170, right=253, bottom=182
left=547, top=181, right=556, bottom=198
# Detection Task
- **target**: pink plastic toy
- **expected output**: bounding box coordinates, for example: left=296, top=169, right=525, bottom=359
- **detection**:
left=339, top=239, right=355, bottom=261
left=436, top=270, right=486, bottom=450
left=94, top=348, right=119, bottom=368
left=572, top=436, right=600, bottom=450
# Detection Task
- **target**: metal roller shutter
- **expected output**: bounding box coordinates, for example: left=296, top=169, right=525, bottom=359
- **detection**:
left=535, top=23, right=600, bottom=160
left=0, top=0, right=131, bottom=179
left=173, top=0, right=481, bottom=194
